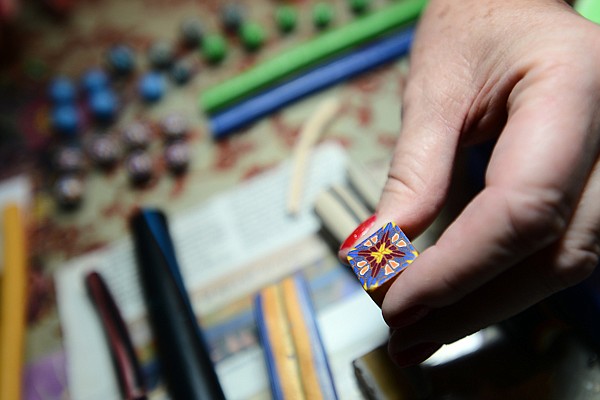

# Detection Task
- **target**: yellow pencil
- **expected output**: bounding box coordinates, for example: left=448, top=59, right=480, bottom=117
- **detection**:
left=0, top=203, right=27, bottom=400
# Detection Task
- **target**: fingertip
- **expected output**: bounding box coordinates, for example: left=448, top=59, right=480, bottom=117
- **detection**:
left=337, top=214, right=378, bottom=263
left=383, top=304, right=431, bottom=329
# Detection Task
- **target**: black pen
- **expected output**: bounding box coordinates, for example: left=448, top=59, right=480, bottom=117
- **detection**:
left=130, top=209, right=226, bottom=400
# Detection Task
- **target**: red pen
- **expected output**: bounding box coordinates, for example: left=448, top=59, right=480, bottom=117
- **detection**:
left=85, top=271, right=147, bottom=400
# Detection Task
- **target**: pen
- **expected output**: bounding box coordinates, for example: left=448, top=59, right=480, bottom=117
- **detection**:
left=130, top=209, right=226, bottom=400
left=85, top=270, right=147, bottom=400
left=0, top=203, right=27, bottom=400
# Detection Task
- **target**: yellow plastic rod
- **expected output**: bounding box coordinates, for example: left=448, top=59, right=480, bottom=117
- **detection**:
left=0, top=204, right=27, bottom=400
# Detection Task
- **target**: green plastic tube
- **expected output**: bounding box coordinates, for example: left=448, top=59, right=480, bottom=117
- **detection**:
left=199, top=0, right=427, bottom=113
left=575, top=0, right=600, bottom=24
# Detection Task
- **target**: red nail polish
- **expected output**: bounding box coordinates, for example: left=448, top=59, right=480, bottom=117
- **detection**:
left=339, top=214, right=377, bottom=251
left=391, top=342, right=441, bottom=368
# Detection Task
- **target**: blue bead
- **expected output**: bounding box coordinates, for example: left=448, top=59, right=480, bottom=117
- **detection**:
left=51, top=105, right=80, bottom=136
left=107, top=45, right=135, bottom=75
left=139, top=72, right=165, bottom=102
left=48, top=77, right=76, bottom=105
left=89, top=89, right=118, bottom=121
left=81, top=68, right=109, bottom=94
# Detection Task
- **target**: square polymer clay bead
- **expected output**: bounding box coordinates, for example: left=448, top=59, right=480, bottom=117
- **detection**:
left=347, top=222, right=418, bottom=306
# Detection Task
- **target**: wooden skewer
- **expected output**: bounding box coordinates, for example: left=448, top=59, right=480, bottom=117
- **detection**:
left=287, top=98, right=341, bottom=215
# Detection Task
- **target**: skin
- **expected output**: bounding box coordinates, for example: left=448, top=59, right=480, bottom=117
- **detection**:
left=339, top=0, right=600, bottom=366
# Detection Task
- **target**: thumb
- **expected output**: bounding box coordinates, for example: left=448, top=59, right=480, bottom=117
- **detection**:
left=338, top=78, right=465, bottom=262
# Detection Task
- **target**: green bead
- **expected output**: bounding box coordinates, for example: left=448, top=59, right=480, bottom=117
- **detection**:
left=275, top=5, right=298, bottom=33
left=348, top=0, right=371, bottom=14
left=240, top=22, right=266, bottom=51
left=313, top=3, right=334, bottom=29
left=201, top=34, right=228, bottom=63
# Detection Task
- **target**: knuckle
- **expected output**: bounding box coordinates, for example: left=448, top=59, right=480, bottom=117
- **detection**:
left=557, top=242, right=599, bottom=285
left=403, top=74, right=468, bottom=133
left=504, top=187, right=571, bottom=251
left=386, top=160, right=427, bottom=198
left=541, top=247, right=599, bottom=294
left=437, top=269, right=470, bottom=304
left=383, top=160, right=445, bottom=213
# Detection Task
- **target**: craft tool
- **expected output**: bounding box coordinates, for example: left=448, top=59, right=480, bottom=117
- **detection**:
left=209, top=27, right=414, bottom=138
left=347, top=222, right=419, bottom=306
left=256, top=281, right=304, bottom=399
left=255, top=274, right=337, bottom=400
left=576, top=0, right=600, bottom=24
left=130, top=209, right=226, bottom=400
left=346, top=160, right=387, bottom=212
left=0, top=204, right=27, bottom=400
left=85, top=271, right=147, bottom=400
left=287, top=97, right=341, bottom=215
left=327, top=184, right=371, bottom=226
left=315, top=188, right=366, bottom=246
left=200, top=0, right=426, bottom=113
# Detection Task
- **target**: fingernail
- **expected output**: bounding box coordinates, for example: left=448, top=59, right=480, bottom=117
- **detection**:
left=387, top=305, right=430, bottom=329
left=390, top=342, right=441, bottom=368
left=339, top=214, right=377, bottom=252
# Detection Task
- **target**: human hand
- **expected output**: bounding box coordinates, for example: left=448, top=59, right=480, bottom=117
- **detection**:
left=339, top=0, right=600, bottom=366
